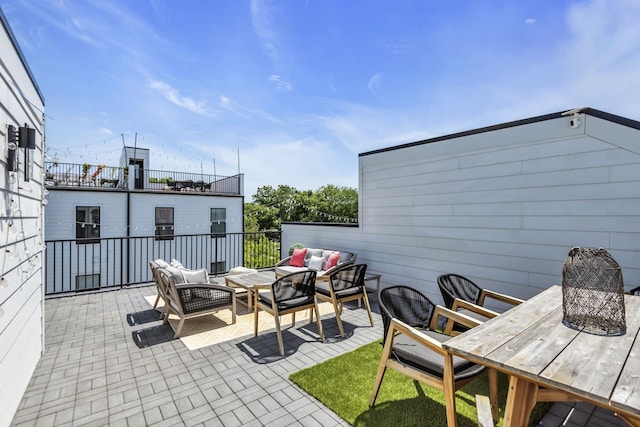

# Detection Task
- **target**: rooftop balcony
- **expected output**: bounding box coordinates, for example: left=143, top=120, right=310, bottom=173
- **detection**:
left=44, top=161, right=243, bottom=196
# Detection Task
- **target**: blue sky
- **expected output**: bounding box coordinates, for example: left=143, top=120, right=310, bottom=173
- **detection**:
left=3, top=0, right=640, bottom=200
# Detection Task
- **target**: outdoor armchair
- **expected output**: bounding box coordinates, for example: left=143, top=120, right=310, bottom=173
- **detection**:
left=437, top=273, right=523, bottom=316
left=157, top=267, right=236, bottom=338
left=315, top=263, right=374, bottom=337
left=254, top=270, right=324, bottom=356
left=149, top=259, right=170, bottom=319
left=370, top=285, right=498, bottom=427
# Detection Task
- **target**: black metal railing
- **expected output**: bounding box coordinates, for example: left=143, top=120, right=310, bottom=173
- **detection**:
left=45, top=230, right=281, bottom=295
left=44, top=161, right=242, bottom=195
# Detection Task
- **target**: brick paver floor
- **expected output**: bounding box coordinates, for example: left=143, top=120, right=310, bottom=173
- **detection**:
left=10, top=283, right=627, bottom=426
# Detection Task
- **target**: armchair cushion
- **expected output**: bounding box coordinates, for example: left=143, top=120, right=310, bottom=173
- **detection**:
left=154, top=258, right=169, bottom=268
left=258, top=291, right=315, bottom=310
left=392, top=331, right=483, bottom=380
left=181, top=268, right=208, bottom=284
left=316, top=280, right=363, bottom=299
left=290, top=248, right=307, bottom=267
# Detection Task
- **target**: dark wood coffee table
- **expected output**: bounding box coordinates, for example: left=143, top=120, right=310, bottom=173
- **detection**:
left=224, top=271, right=275, bottom=310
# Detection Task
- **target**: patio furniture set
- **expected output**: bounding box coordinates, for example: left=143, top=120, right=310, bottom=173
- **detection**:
left=149, top=250, right=376, bottom=357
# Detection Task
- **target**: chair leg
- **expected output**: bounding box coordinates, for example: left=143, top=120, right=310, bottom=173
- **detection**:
left=174, top=318, right=185, bottom=339
left=313, top=302, right=324, bottom=342
left=231, top=297, right=236, bottom=324
left=274, top=311, right=285, bottom=356
left=362, top=292, right=375, bottom=327
left=152, top=294, right=160, bottom=308
left=292, top=312, right=296, bottom=327
left=443, top=353, right=458, bottom=427
left=370, top=328, right=395, bottom=407
left=331, top=298, right=345, bottom=337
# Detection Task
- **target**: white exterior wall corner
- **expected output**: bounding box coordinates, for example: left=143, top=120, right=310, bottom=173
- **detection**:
left=0, top=9, right=45, bottom=427
left=284, top=111, right=640, bottom=307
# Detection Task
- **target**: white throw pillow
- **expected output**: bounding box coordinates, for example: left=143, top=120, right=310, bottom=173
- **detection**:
left=181, top=268, right=209, bottom=284
left=308, top=255, right=324, bottom=271
left=154, top=258, right=169, bottom=268
left=171, top=259, right=185, bottom=269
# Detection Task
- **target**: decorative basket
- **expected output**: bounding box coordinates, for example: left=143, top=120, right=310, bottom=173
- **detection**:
left=562, top=246, right=626, bottom=336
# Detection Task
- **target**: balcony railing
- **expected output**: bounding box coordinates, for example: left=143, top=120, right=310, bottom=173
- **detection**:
left=45, top=231, right=281, bottom=295
left=44, top=162, right=242, bottom=195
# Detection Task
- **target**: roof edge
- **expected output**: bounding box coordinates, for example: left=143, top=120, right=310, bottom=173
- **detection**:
left=359, top=108, right=640, bottom=158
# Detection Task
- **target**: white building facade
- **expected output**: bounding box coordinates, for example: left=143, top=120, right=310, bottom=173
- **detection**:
left=0, top=9, right=46, bottom=427
left=282, top=108, right=640, bottom=306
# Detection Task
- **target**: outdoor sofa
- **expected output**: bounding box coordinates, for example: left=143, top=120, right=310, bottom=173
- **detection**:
left=275, top=247, right=356, bottom=281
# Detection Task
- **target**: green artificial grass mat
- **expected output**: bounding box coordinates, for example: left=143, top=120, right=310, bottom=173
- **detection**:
left=290, top=340, right=551, bottom=426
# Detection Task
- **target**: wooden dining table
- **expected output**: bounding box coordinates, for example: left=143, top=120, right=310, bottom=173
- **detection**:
left=443, top=285, right=640, bottom=426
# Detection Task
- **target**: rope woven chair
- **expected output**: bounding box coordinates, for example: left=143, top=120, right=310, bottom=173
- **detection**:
left=370, top=285, right=498, bottom=427
left=157, top=267, right=236, bottom=338
left=254, top=270, right=324, bottom=356
left=315, top=263, right=374, bottom=337
left=437, top=274, right=522, bottom=330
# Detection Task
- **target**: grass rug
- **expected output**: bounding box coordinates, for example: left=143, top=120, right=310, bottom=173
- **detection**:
left=290, top=340, right=550, bottom=427
left=144, top=294, right=335, bottom=350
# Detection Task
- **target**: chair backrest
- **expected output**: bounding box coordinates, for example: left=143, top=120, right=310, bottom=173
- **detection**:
left=329, top=263, right=367, bottom=292
left=437, top=273, right=482, bottom=309
left=379, top=285, right=436, bottom=344
left=272, top=270, right=317, bottom=303
left=157, top=268, right=183, bottom=315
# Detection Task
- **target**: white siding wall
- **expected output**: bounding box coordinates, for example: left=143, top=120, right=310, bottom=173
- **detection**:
left=0, top=13, right=45, bottom=427
left=283, top=113, right=640, bottom=307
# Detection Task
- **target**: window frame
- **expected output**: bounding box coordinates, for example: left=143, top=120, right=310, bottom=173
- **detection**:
left=76, top=206, right=101, bottom=244
left=211, top=208, right=227, bottom=235
left=155, top=207, right=175, bottom=241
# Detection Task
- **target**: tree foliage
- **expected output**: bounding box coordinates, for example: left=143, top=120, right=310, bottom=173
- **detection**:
left=245, top=184, right=358, bottom=231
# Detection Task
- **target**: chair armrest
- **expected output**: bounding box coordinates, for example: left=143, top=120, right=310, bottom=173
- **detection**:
left=389, top=317, right=448, bottom=356
left=176, top=282, right=235, bottom=295
left=479, top=289, right=524, bottom=307
left=275, top=256, right=292, bottom=267
left=451, top=298, right=499, bottom=319
left=431, top=305, right=483, bottom=335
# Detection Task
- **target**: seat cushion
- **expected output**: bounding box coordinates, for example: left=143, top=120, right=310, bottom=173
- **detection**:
left=258, top=291, right=315, bottom=310
left=391, top=330, right=484, bottom=381
left=316, top=281, right=362, bottom=299
left=275, top=265, right=308, bottom=277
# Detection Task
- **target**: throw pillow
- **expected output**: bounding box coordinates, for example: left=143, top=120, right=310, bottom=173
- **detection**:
left=165, top=266, right=185, bottom=284
left=325, top=252, right=341, bottom=270
left=308, top=255, right=324, bottom=271
left=171, top=259, right=185, bottom=269
left=154, top=258, right=169, bottom=268
left=290, top=248, right=307, bottom=267
left=181, top=268, right=209, bottom=284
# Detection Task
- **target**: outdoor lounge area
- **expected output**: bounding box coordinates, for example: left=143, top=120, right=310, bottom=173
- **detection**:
left=9, top=281, right=630, bottom=427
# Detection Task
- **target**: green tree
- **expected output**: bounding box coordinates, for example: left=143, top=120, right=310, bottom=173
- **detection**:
left=247, top=184, right=358, bottom=231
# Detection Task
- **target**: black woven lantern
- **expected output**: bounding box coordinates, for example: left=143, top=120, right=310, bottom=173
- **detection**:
left=562, top=246, right=626, bottom=336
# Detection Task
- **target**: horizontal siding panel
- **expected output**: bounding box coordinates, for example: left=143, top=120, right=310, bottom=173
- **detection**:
left=452, top=199, right=637, bottom=216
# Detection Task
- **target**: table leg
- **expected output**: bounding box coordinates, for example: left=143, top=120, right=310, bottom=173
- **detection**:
left=503, top=375, right=538, bottom=427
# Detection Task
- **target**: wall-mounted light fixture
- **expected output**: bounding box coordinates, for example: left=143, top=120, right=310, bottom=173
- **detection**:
left=561, top=107, right=587, bottom=129
left=7, top=125, right=18, bottom=171
left=7, top=124, right=36, bottom=180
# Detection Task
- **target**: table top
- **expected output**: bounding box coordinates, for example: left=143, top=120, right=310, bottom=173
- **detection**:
left=443, top=285, right=640, bottom=417
left=224, top=271, right=275, bottom=289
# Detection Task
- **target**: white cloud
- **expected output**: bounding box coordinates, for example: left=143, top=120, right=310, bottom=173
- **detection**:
left=99, top=128, right=113, bottom=135
left=525, top=18, right=536, bottom=24
left=251, top=0, right=281, bottom=61
left=267, top=75, right=293, bottom=91
left=367, top=73, right=383, bottom=99
left=149, top=80, right=213, bottom=116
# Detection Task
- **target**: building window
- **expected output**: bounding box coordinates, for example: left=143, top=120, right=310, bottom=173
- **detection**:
left=211, top=208, right=226, bottom=235
left=210, top=261, right=227, bottom=275
left=76, top=274, right=100, bottom=291
left=155, top=207, right=174, bottom=240
left=76, top=206, right=100, bottom=243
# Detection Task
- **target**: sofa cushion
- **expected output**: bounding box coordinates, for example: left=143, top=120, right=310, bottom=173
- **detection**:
left=171, top=258, right=185, bottom=269
left=290, top=248, right=307, bottom=267
left=308, top=255, right=324, bottom=271
left=325, top=252, right=341, bottom=270
left=305, top=248, right=323, bottom=265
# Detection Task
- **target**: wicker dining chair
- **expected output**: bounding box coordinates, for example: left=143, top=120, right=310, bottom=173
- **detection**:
left=254, top=270, right=324, bottom=356
left=315, top=263, right=374, bottom=337
left=370, top=285, right=498, bottom=427
left=437, top=273, right=523, bottom=328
